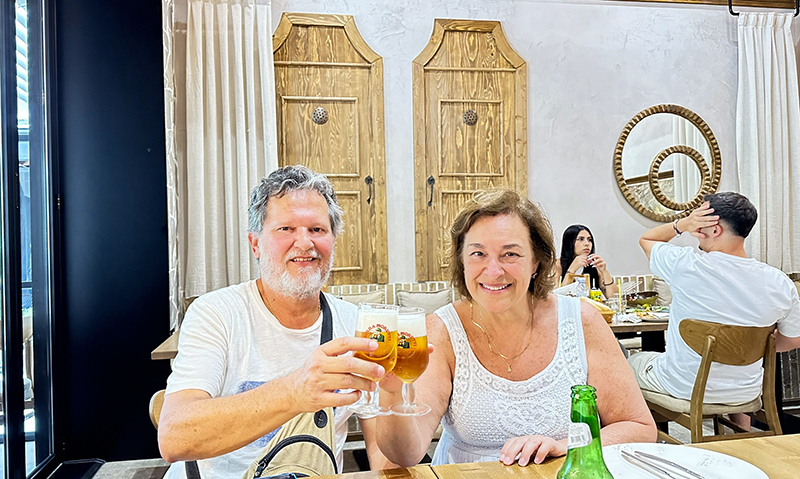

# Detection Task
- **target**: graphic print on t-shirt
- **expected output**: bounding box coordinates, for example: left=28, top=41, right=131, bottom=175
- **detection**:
left=237, top=380, right=279, bottom=446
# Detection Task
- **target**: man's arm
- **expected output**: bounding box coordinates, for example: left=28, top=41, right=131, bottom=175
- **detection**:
left=639, top=202, right=719, bottom=260
left=776, top=331, right=800, bottom=353
left=158, top=337, right=384, bottom=462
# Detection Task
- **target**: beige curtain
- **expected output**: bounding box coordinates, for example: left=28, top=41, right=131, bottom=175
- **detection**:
left=163, top=0, right=279, bottom=328
left=736, top=12, right=800, bottom=274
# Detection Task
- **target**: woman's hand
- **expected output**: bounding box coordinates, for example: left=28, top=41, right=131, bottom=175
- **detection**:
left=378, top=343, right=435, bottom=395
left=499, top=435, right=567, bottom=466
left=377, top=371, right=404, bottom=394
left=588, top=253, right=608, bottom=273
left=568, top=255, right=589, bottom=274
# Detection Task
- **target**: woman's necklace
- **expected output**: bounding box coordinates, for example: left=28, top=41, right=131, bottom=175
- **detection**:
left=469, top=297, right=535, bottom=373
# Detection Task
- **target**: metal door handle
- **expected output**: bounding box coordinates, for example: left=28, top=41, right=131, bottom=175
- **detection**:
left=427, top=176, right=435, bottom=206
left=365, top=176, right=373, bottom=204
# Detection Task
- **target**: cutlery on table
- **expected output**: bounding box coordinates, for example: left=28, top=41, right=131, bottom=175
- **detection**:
left=620, top=449, right=706, bottom=479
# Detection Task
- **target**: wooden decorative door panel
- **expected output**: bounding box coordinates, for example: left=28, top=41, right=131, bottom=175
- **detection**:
left=273, top=13, right=387, bottom=285
left=413, top=20, right=527, bottom=281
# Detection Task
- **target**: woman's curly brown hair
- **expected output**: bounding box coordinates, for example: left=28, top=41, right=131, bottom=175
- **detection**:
left=449, top=189, right=557, bottom=301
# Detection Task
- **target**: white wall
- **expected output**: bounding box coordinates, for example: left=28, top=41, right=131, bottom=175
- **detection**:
left=271, top=0, right=758, bottom=281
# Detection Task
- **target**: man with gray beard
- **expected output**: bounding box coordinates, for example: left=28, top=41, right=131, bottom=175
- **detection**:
left=158, top=165, right=393, bottom=478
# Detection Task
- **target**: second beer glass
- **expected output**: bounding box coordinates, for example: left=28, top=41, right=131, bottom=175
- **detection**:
left=389, top=307, right=431, bottom=416
left=349, top=303, right=398, bottom=417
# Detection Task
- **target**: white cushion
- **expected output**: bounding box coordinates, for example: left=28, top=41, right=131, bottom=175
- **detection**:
left=653, top=276, right=673, bottom=306
left=642, top=389, right=761, bottom=414
left=396, top=289, right=452, bottom=314
left=337, top=289, right=386, bottom=306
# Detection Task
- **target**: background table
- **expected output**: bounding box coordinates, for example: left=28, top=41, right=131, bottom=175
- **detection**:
left=151, top=329, right=179, bottom=360
left=610, top=320, right=668, bottom=352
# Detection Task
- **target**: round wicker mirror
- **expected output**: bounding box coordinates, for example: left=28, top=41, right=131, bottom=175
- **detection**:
left=614, top=104, right=721, bottom=222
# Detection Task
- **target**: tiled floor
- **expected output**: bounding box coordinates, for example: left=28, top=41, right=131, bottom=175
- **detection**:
left=92, top=458, right=169, bottom=479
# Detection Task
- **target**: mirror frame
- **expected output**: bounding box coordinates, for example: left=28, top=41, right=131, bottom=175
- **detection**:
left=613, top=104, right=722, bottom=222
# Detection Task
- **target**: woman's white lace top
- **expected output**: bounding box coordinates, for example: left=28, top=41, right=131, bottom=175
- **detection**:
left=431, top=295, right=588, bottom=465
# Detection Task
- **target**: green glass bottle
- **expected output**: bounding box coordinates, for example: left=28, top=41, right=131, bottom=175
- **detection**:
left=556, top=384, right=615, bottom=479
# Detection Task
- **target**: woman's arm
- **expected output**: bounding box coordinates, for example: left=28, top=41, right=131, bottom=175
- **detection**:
left=375, top=312, right=454, bottom=466
left=590, top=254, right=618, bottom=297
left=580, top=301, right=657, bottom=444
left=552, top=263, right=565, bottom=287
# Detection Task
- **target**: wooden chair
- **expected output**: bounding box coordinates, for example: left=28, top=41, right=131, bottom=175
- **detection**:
left=642, top=319, right=782, bottom=444
left=149, top=389, right=166, bottom=429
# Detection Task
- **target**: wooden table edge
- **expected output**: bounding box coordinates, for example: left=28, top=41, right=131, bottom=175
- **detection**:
left=151, top=328, right=179, bottom=360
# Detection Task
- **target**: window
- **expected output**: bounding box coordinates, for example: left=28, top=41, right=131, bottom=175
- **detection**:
left=2, top=0, right=55, bottom=476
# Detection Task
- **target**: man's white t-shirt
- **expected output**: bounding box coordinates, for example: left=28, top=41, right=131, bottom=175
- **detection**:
left=650, top=242, right=800, bottom=404
left=163, top=280, right=357, bottom=479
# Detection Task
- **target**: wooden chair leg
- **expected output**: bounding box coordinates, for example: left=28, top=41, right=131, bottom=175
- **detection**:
left=713, top=416, right=724, bottom=436
left=690, top=410, right=704, bottom=443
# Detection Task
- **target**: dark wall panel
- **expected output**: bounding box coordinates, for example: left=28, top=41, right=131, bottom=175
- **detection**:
left=55, top=0, right=171, bottom=460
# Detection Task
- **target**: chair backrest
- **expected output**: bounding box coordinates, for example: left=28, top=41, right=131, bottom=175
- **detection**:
left=149, top=389, right=166, bottom=429
left=679, top=319, right=776, bottom=366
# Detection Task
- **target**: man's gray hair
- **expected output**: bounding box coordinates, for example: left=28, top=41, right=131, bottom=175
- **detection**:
left=248, top=165, right=344, bottom=236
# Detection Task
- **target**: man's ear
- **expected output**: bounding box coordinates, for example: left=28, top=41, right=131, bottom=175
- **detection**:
left=711, top=223, right=723, bottom=238
left=247, top=231, right=260, bottom=258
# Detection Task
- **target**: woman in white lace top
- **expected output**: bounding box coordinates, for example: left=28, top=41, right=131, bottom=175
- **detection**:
left=376, top=189, right=656, bottom=467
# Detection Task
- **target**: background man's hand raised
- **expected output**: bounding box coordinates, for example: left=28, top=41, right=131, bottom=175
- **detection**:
left=681, top=201, right=719, bottom=239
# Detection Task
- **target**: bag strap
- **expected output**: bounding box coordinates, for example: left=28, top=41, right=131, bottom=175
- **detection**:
left=252, top=434, right=337, bottom=477
left=319, top=292, right=332, bottom=345
left=185, top=460, right=201, bottom=479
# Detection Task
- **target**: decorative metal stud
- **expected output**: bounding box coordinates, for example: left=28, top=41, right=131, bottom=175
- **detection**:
left=463, top=109, right=478, bottom=126
left=312, top=107, right=329, bottom=125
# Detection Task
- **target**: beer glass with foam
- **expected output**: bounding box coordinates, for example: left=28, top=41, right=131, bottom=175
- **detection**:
left=348, top=303, right=398, bottom=417
left=389, top=307, right=431, bottom=416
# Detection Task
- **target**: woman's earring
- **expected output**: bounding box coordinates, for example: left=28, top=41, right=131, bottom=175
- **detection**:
left=531, top=271, right=538, bottom=279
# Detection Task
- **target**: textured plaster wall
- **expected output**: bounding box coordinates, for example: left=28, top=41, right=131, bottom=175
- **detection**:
left=270, top=0, right=759, bottom=280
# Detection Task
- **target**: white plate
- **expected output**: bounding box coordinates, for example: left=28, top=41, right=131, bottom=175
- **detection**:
left=602, top=443, right=768, bottom=479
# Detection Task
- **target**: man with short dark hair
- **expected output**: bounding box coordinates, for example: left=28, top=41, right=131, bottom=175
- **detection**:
left=629, top=192, right=800, bottom=427
left=158, top=165, right=392, bottom=478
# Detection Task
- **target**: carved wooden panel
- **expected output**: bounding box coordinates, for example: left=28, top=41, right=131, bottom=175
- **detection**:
left=413, top=19, right=527, bottom=281
left=333, top=191, right=362, bottom=271
left=281, top=97, right=359, bottom=177
left=440, top=100, right=503, bottom=176
left=437, top=190, right=476, bottom=270
left=274, top=13, right=387, bottom=285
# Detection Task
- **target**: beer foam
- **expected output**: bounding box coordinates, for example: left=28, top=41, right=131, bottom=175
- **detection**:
left=397, top=312, right=426, bottom=336
left=357, top=310, right=397, bottom=331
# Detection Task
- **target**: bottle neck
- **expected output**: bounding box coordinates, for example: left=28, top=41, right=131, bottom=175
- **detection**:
left=571, top=398, right=601, bottom=439
left=562, top=396, right=606, bottom=463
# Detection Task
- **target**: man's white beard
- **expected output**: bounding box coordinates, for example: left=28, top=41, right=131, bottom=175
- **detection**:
left=260, top=249, right=333, bottom=300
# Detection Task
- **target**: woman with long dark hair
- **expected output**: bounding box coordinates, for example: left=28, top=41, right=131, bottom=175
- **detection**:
left=556, top=224, right=618, bottom=297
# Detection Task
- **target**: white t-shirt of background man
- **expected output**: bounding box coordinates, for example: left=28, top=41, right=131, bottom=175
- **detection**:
left=650, top=242, right=800, bottom=404
left=163, top=280, right=357, bottom=479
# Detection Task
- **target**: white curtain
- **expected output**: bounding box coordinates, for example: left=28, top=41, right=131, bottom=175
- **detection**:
left=736, top=12, right=800, bottom=274
left=164, top=0, right=279, bottom=328
left=672, top=116, right=702, bottom=203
